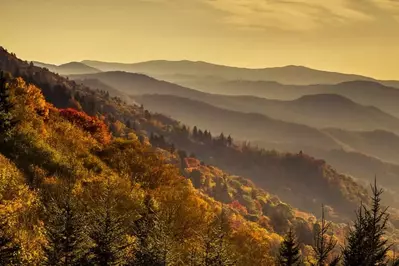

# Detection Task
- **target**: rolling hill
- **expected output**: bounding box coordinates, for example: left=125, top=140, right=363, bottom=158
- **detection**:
left=70, top=72, right=399, bottom=133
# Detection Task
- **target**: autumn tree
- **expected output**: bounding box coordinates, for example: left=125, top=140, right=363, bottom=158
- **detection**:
left=278, top=227, right=301, bottom=266
left=311, top=205, right=337, bottom=266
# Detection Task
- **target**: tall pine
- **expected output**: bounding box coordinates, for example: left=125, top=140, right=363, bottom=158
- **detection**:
left=343, top=178, right=390, bottom=266
left=278, top=227, right=301, bottom=266
left=311, top=205, right=337, bottom=266
left=87, top=180, right=131, bottom=266
left=43, top=189, right=89, bottom=266
left=0, top=71, right=16, bottom=136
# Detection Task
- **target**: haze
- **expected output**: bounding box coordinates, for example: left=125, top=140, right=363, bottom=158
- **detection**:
left=2, top=0, right=399, bottom=79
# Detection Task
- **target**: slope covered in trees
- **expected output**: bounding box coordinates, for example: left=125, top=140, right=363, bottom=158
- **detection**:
left=0, top=47, right=371, bottom=222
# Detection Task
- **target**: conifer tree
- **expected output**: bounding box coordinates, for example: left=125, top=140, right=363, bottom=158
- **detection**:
left=132, top=195, right=165, bottom=266
left=278, top=227, right=301, bottom=266
left=365, top=178, right=390, bottom=265
left=342, top=204, right=368, bottom=266
left=343, top=178, right=390, bottom=266
left=0, top=219, right=21, bottom=265
left=43, top=191, right=89, bottom=266
left=203, top=205, right=234, bottom=266
left=311, top=205, right=337, bottom=266
left=0, top=71, right=16, bottom=135
left=87, top=181, right=131, bottom=266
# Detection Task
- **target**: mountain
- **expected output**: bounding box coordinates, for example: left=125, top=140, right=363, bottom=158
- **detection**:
left=81, top=60, right=373, bottom=85
left=71, top=72, right=399, bottom=133
left=179, top=79, right=399, bottom=118
left=322, top=128, right=399, bottom=165
left=33, top=61, right=101, bottom=75
left=134, top=94, right=341, bottom=151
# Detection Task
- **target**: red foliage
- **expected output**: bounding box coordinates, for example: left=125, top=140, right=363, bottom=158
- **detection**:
left=59, top=108, right=111, bottom=144
left=229, top=200, right=248, bottom=215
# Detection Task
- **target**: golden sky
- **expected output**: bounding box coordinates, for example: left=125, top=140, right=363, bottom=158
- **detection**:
left=2, top=0, right=399, bottom=79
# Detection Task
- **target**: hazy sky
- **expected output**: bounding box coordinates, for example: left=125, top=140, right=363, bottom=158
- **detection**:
left=2, top=0, right=399, bottom=79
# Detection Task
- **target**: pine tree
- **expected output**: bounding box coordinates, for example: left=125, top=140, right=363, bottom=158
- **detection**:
left=88, top=181, right=131, bottom=266
left=278, top=227, right=301, bottom=266
left=0, top=219, right=21, bottom=265
left=342, top=204, right=368, bottom=266
left=193, top=126, right=198, bottom=139
left=132, top=195, right=165, bottom=266
left=311, top=205, right=337, bottom=266
left=0, top=71, right=16, bottom=135
left=203, top=205, right=234, bottom=266
left=226, top=135, right=233, bottom=147
left=343, top=178, right=390, bottom=266
left=43, top=191, right=89, bottom=266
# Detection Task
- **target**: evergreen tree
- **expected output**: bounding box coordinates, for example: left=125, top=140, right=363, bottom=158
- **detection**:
left=0, top=71, right=16, bottom=135
left=227, top=135, right=233, bottom=147
left=311, top=205, right=337, bottom=266
left=193, top=126, right=198, bottom=139
left=203, top=205, right=234, bottom=266
left=342, top=204, right=368, bottom=266
left=132, top=195, right=165, bottom=266
left=43, top=191, right=89, bottom=266
left=278, top=227, right=301, bottom=266
left=0, top=219, right=21, bottom=265
left=364, top=178, right=390, bottom=265
left=343, top=179, right=391, bottom=266
left=88, top=181, right=131, bottom=266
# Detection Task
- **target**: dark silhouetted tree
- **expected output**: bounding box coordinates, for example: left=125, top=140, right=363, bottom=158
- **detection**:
left=278, top=227, right=301, bottom=266
left=311, top=205, right=337, bottom=266
left=0, top=219, right=21, bottom=265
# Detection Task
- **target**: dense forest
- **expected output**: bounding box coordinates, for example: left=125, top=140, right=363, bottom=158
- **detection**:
left=1, top=47, right=399, bottom=265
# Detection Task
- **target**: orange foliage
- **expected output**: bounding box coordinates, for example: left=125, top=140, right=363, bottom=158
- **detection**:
left=229, top=200, right=248, bottom=216
left=59, top=108, right=111, bottom=144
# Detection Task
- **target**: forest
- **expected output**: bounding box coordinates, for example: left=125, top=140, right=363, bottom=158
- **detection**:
left=0, top=47, right=399, bottom=266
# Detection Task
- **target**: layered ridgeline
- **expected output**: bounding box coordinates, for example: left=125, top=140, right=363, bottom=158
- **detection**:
left=70, top=71, right=399, bottom=134
left=79, top=59, right=399, bottom=88
left=0, top=47, right=369, bottom=221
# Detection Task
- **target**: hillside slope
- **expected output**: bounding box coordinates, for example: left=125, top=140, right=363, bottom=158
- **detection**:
left=33, top=61, right=101, bottom=75
left=0, top=46, right=369, bottom=223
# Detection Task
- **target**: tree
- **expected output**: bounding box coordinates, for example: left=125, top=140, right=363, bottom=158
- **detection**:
left=311, top=205, right=337, bottom=266
left=343, top=178, right=390, bottom=266
left=0, top=219, right=21, bottom=265
left=364, top=178, right=390, bottom=265
left=202, top=205, right=234, bottom=266
left=0, top=72, right=16, bottom=135
left=43, top=190, right=89, bottom=266
left=87, top=181, right=131, bottom=266
left=226, top=135, right=233, bottom=147
left=342, top=204, right=368, bottom=266
left=193, top=126, right=198, bottom=139
left=278, top=227, right=301, bottom=266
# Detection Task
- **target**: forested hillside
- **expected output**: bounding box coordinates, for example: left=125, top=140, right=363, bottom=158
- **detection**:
left=2, top=47, right=399, bottom=265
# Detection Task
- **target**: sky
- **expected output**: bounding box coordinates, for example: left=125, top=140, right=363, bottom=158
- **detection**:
left=2, top=0, right=399, bottom=79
